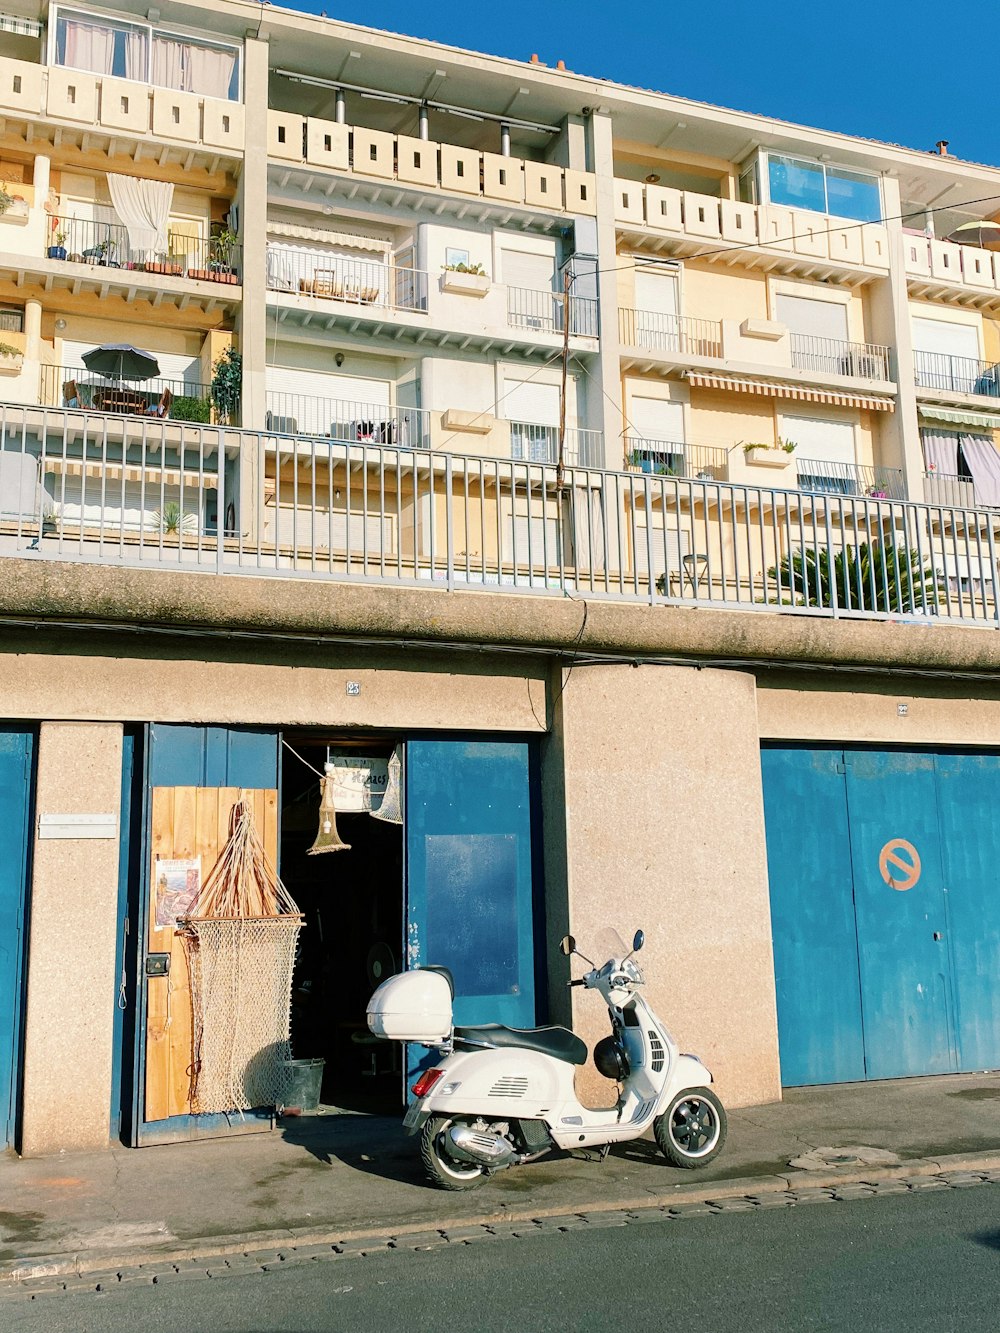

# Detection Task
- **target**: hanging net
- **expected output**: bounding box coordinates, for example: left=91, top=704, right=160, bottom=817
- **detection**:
left=371, top=746, right=403, bottom=825
left=179, top=797, right=303, bottom=1114
left=307, top=776, right=351, bottom=854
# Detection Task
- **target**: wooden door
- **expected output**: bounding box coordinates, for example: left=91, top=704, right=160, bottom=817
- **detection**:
left=144, top=786, right=278, bottom=1124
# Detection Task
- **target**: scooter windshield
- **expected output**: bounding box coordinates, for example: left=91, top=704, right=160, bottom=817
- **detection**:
left=592, top=926, right=631, bottom=962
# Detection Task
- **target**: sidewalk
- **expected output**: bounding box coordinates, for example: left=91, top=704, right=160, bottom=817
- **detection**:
left=2, top=1070, right=999, bottom=1280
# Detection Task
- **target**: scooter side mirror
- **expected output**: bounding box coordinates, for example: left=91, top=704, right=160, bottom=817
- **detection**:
left=632, top=929, right=644, bottom=953
left=560, top=935, right=576, bottom=956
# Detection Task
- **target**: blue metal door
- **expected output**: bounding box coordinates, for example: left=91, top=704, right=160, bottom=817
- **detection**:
left=131, top=724, right=280, bottom=1145
left=934, top=754, right=1000, bottom=1073
left=760, top=747, right=866, bottom=1086
left=845, top=750, right=954, bottom=1080
left=406, top=739, right=539, bottom=1077
left=0, top=728, right=34, bottom=1149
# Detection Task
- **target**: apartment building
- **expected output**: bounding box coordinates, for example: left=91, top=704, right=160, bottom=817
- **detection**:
left=2, top=0, right=1000, bottom=1157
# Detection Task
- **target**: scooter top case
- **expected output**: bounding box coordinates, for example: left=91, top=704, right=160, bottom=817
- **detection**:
left=367, top=967, right=453, bottom=1044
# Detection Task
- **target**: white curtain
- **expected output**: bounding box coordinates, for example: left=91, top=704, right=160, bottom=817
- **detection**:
left=921, top=429, right=959, bottom=476
left=185, top=44, right=236, bottom=99
left=959, top=434, right=1000, bottom=508
left=123, top=29, right=146, bottom=81
left=107, top=173, right=173, bottom=260
left=63, top=20, right=114, bottom=75
left=152, top=35, right=185, bottom=91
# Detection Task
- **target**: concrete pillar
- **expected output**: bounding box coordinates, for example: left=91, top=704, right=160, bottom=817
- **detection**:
left=20, top=723, right=124, bottom=1155
left=20, top=297, right=42, bottom=404
left=584, top=111, right=624, bottom=467
left=872, top=174, right=925, bottom=498
left=238, top=34, right=269, bottom=436
left=542, top=663, right=780, bottom=1109
left=545, top=114, right=587, bottom=171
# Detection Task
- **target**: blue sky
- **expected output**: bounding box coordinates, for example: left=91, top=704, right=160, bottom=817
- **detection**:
left=281, top=0, right=991, bottom=167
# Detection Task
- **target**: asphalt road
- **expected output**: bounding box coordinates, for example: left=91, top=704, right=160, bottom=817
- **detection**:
left=6, top=1184, right=1000, bottom=1333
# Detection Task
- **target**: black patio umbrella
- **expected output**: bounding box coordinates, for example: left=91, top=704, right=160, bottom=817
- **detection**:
left=81, top=343, right=160, bottom=382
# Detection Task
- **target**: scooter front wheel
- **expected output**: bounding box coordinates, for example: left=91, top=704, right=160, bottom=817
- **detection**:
left=420, top=1116, right=490, bottom=1191
left=654, top=1087, right=727, bottom=1168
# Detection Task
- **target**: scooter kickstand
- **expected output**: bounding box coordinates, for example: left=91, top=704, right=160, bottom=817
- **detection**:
left=598, top=1143, right=612, bottom=1162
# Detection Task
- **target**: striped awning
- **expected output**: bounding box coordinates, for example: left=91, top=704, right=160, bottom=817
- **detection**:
left=686, top=372, right=896, bottom=413
left=918, top=405, right=1000, bottom=430
left=267, top=222, right=391, bottom=253
left=42, top=457, right=218, bottom=489
left=0, top=12, right=42, bottom=36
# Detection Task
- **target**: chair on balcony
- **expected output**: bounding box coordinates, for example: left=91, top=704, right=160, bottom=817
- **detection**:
left=62, top=379, right=82, bottom=409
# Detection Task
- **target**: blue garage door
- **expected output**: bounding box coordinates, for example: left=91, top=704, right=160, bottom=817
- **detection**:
left=0, top=728, right=34, bottom=1149
left=763, top=746, right=1000, bottom=1086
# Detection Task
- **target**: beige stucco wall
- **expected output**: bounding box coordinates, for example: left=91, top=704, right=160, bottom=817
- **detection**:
left=20, top=722, right=123, bottom=1156
left=545, top=662, right=780, bottom=1110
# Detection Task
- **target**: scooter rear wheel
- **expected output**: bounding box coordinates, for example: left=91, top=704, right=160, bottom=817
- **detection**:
left=654, top=1087, right=727, bottom=1168
left=420, top=1116, right=490, bottom=1191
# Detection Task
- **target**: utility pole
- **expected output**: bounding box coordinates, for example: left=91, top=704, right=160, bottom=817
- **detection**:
left=556, top=265, right=571, bottom=497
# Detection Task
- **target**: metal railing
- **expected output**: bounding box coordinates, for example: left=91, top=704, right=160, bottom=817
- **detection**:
left=509, top=422, right=604, bottom=468
left=46, top=216, right=241, bottom=283
left=0, top=309, right=24, bottom=334
left=790, top=334, right=892, bottom=381
left=265, top=245, right=428, bottom=312
left=506, top=287, right=600, bottom=338
left=625, top=437, right=729, bottom=480
left=265, top=392, right=431, bottom=448
left=914, top=350, right=1000, bottom=398
left=38, top=365, right=222, bottom=422
left=794, top=459, right=905, bottom=500
left=4, top=401, right=1000, bottom=627
left=619, top=309, right=722, bottom=358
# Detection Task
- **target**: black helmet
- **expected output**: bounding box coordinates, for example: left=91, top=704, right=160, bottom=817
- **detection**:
left=594, top=1036, right=629, bottom=1081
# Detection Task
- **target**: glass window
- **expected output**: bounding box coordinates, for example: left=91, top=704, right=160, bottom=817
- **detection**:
left=825, top=165, right=882, bottom=223
left=56, top=10, right=147, bottom=80
left=768, top=155, right=827, bottom=213
left=152, top=32, right=239, bottom=100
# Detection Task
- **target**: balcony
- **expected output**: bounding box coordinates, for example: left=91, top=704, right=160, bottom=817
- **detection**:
left=507, top=287, right=599, bottom=339
left=45, top=216, right=241, bottom=286
left=265, top=392, right=431, bottom=448
left=904, top=234, right=1000, bottom=310
left=5, top=399, right=1000, bottom=626
left=39, top=365, right=219, bottom=423
left=914, top=350, right=1000, bottom=400
left=794, top=459, right=905, bottom=499
left=625, top=437, right=729, bottom=479
left=619, top=310, right=722, bottom=358
left=509, top=422, right=604, bottom=468
left=790, top=335, right=892, bottom=382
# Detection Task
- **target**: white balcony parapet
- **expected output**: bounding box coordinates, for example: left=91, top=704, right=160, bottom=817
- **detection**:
left=267, top=111, right=596, bottom=216
left=903, top=232, right=1000, bottom=296
left=614, top=177, right=890, bottom=274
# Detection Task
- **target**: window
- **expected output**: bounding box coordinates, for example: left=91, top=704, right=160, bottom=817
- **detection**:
left=765, top=153, right=881, bottom=223
left=781, top=414, right=858, bottom=494
left=912, top=318, right=985, bottom=395
left=775, top=293, right=851, bottom=374
left=0, top=306, right=24, bottom=334
left=53, top=6, right=240, bottom=100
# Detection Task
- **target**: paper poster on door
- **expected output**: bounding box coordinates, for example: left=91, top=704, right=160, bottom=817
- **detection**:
left=154, top=855, right=202, bottom=928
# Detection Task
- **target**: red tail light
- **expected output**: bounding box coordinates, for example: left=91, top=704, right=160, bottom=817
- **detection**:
left=411, top=1068, right=445, bottom=1098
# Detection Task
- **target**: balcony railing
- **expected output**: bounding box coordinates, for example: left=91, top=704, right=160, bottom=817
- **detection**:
left=509, top=422, right=604, bottom=468
left=790, top=334, right=892, bottom=382
left=795, top=459, right=905, bottom=500
left=265, top=245, right=428, bottom=312
left=619, top=309, right=722, bottom=358
left=914, top=350, right=1000, bottom=398
left=625, top=438, right=729, bottom=480
left=38, top=364, right=223, bottom=423
left=265, top=393, right=431, bottom=448
left=6, top=401, right=1000, bottom=628
left=46, top=217, right=241, bottom=284
left=506, top=287, right=600, bottom=338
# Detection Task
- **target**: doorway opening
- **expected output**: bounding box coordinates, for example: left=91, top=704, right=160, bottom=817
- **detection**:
left=280, top=734, right=403, bottom=1114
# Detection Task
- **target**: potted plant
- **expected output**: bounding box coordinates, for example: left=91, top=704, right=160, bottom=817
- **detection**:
left=0, top=340, right=23, bottom=374
left=169, top=394, right=211, bottom=423
left=48, top=227, right=68, bottom=261
left=0, top=184, right=11, bottom=215
left=211, top=346, right=242, bottom=425
left=741, top=440, right=794, bottom=468
left=209, top=228, right=239, bottom=283
left=441, top=260, right=490, bottom=297
left=150, top=501, right=198, bottom=535
left=0, top=184, right=27, bottom=223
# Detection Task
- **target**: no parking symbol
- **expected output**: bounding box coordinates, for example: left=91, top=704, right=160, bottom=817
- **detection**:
left=878, top=838, right=921, bottom=891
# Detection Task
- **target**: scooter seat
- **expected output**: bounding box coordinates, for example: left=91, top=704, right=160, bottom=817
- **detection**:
left=454, top=1023, right=588, bottom=1066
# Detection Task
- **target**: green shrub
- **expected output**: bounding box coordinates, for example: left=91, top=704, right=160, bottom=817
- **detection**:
left=170, top=395, right=211, bottom=423
left=766, top=541, right=937, bottom=614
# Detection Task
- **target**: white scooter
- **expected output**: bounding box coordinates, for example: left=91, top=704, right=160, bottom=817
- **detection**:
left=366, top=927, right=727, bottom=1191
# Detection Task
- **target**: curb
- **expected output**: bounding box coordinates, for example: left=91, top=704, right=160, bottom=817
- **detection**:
left=3, top=1147, right=1000, bottom=1285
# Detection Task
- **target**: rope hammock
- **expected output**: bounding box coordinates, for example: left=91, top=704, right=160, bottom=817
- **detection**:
left=179, top=797, right=303, bottom=1114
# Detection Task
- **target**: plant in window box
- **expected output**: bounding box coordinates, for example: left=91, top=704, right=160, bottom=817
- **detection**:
left=0, top=339, right=24, bottom=373
left=0, top=184, right=12, bottom=215
left=741, top=439, right=793, bottom=467
left=441, top=260, right=491, bottom=297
